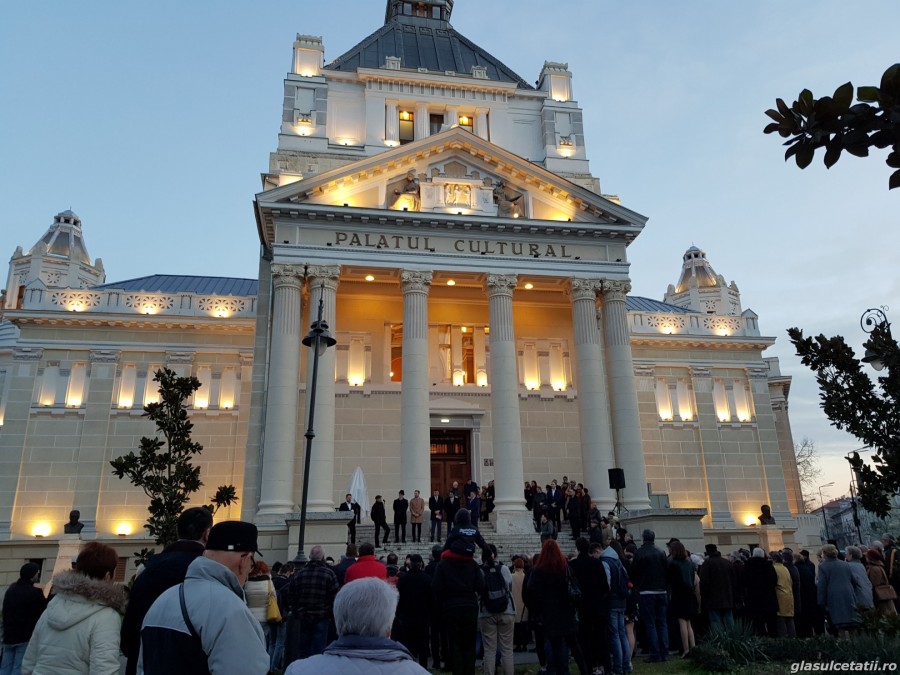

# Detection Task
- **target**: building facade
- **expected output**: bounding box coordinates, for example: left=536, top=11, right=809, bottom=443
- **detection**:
left=0, top=0, right=802, bottom=582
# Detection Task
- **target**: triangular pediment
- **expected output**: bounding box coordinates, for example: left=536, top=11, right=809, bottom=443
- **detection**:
left=256, top=128, right=646, bottom=246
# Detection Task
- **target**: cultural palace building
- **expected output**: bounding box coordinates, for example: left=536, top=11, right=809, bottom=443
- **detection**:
left=0, top=0, right=806, bottom=583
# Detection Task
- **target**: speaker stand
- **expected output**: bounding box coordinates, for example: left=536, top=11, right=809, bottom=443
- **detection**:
left=613, top=488, right=629, bottom=518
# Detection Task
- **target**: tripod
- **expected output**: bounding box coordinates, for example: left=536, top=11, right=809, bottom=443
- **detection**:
left=613, top=488, right=629, bottom=518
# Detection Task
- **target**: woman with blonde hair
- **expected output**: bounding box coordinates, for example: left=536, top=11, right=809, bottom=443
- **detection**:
left=22, top=542, right=125, bottom=675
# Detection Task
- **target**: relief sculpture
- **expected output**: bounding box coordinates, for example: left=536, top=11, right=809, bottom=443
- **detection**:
left=390, top=170, right=421, bottom=211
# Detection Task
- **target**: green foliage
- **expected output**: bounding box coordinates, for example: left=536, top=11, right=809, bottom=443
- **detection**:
left=110, top=368, right=238, bottom=547
left=689, top=620, right=768, bottom=671
left=860, top=605, right=900, bottom=637
left=764, top=63, right=900, bottom=189
left=788, top=322, right=900, bottom=517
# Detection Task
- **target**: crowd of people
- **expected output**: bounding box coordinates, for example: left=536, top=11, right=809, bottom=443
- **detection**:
left=3, top=488, right=900, bottom=675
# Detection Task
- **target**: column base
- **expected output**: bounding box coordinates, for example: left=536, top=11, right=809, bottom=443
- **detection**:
left=255, top=501, right=295, bottom=524
left=493, top=509, right=536, bottom=535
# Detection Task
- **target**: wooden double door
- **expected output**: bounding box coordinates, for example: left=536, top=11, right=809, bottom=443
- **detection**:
left=430, top=429, right=471, bottom=497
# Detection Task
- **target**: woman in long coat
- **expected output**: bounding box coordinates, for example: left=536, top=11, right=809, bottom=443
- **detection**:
left=741, top=548, right=778, bottom=637
left=510, top=557, right=530, bottom=652
left=817, top=544, right=864, bottom=637
left=865, top=549, right=898, bottom=615
left=527, top=539, right=589, bottom=675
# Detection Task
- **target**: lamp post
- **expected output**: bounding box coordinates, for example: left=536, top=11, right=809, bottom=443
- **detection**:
left=294, top=292, right=337, bottom=564
left=818, top=481, right=835, bottom=543
left=860, top=306, right=890, bottom=371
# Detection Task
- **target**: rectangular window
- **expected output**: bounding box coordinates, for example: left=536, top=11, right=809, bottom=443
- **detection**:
left=430, top=113, right=444, bottom=135
left=38, top=364, right=60, bottom=407
left=457, top=114, right=473, bottom=132
left=399, top=110, right=414, bottom=144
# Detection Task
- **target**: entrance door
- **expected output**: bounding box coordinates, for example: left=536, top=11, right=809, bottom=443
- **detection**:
left=430, top=429, right=471, bottom=496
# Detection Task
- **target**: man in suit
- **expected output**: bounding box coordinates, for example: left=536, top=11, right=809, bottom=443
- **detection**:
left=393, top=490, right=409, bottom=544
left=371, top=495, right=390, bottom=548
left=429, top=490, right=445, bottom=543
left=445, top=489, right=460, bottom=528
left=547, top=480, right=564, bottom=531
left=338, top=493, right=361, bottom=544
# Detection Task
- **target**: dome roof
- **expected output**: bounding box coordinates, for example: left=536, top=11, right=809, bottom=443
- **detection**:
left=673, top=246, right=719, bottom=294
left=328, top=2, right=533, bottom=89
left=28, top=210, right=92, bottom=266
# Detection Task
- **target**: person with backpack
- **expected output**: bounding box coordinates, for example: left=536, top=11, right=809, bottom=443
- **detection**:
left=478, top=545, right=515, bottom=675
left=601, top=543, right=632, bottom=675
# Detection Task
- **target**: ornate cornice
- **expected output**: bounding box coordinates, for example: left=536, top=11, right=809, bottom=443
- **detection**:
left=601, top=278, right=631, bottom=302
left=166, top=351, right=195, bottom=365
left=485, top=274, right=518, bottom=298
left=691, top=367, right=712, bottom=378
left=569, top=278, right=603, bottom=302
left=399, top=270, right=433, bottom=293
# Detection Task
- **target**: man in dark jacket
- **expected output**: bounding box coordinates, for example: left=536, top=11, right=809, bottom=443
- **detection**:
left=282, top=545, right=340, bottom=663
left=393, top=490, right=409, bottom=545
left=742, top=547, right=778, bottom=637
left=121, top=506, right=212, bottom=675
left=424, top=546, right=446, bottom=671
left=429, top=490, right=445, bottom=543
left=444, top=490, right=460, bottom=527
left=698, top=543, right=735, bottom=629
left=338, top=493, right=361, bottom=544
left=431, top=548, right=485, bottom=675
left=396, top=554, right=432, bottom=668
left=795, top=550, right=820, bottom=636
left=371, top=495, right=390, bottom=548
left=632, top=529, right=669, bottom=663
left=1, top=562, right=47, bottom=672
left=333, top=544, right=358, bottom=585
left=569, top=537, right=610, bottom=674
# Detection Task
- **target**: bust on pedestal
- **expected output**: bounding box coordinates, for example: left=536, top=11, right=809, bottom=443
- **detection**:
left=63, top=510, right=84, bottom=535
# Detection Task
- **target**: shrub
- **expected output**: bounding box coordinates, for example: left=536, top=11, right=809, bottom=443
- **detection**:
left=690, top=620, right=768, bottom=671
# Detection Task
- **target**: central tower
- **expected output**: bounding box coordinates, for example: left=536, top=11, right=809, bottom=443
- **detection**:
left=385, top=0, right=454, bottom=25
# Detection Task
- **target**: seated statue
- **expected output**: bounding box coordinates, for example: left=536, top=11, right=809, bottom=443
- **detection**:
left=493, top=180, right=524, bottom=218
left=390, top=170, right=421, bottom=211
left=758, top=504, right=776, bottom=525
left=64, top=509, right=85, bottom=534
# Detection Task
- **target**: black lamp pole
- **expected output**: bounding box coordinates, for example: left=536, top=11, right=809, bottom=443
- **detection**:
left=294, top=292, right=337, bottom=564
left=818, top=482, right=834, bottom=543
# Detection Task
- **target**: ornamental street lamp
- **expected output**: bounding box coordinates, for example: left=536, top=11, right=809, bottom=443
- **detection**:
left=818, top=481, right=835, bottom=543
left=860, top=307, right=890, bottom=371
left=294, top=292, right=337, bottom=564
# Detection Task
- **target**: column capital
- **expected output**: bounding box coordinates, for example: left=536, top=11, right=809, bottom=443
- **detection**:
left=601, top=278, right=632, bottom=302
left=306, top=265, right=341, bottom=293
left=12, top=347, right=42, bottom=362
left=485, top=273, right=517, bottom=298
left=271, top=264, right=304, bottom=288
left=569, top=278, right=603, bottom=302
left=691, top=367, right=711, bottom=379
left=400, top=270, right=433, bottom=293
left=89, top=350, right=120, bottom=364
left=165, top=351, right=195, bottom=366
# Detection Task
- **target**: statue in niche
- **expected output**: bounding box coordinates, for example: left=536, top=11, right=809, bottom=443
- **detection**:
left=493, top=180, right=524, bottom=218
left=390, top=170, right=421, bottom=211
left=757, top=504, right=776, bottom=525
left=64, top=509, right=85, bottom=534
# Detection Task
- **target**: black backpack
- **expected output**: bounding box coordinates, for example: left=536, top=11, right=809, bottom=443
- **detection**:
left=481, top=562, right=509, bottom=613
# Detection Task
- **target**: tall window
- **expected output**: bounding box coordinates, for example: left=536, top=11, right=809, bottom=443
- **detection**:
left=430, top=113, right=444, bottom=135
left=457, top=114, right=473, bottom=132
left=399, top=110, right=415, bottom=144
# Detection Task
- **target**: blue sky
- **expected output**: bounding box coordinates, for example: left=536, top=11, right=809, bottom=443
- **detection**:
left=2, top=1, right=898, bottom=507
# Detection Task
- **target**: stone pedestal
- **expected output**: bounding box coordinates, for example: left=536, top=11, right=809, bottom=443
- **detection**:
left=284, top=511, right=354, bottom=561
left=619, top=508, right=707, bottom=554
left=493, top=510, right=538, bottom=535
left=758, top=522, right=797, bottom=554
left=50, top=534, right=83, bottom=584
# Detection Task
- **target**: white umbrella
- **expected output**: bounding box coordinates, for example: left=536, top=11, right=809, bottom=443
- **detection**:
left=348, top=466, right=370, bottom=523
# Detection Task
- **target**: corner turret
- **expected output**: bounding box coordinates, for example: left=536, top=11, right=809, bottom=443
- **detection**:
left=664, top=246, right=741, bottom=316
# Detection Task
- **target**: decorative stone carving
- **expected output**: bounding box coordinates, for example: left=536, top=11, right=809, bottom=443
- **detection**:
left=702, top=316, right=742, bottom=333
left=13, top=348, right=43, bottom=362
left=165, top=351, right=195, bottom=365
left=124, top=294, right=174, bottom=313
left=601, top=279, right=631, bottom=302
left=569, top=278, right=602, bottom=301
left=646, top=314, right=687, bottom=331
left=390, top=170, right=421, bottom=211
left=50, top=291, right=102, bottom=310
left=400, top=270, right=433, bottom=293
left=493, top=181, right=525, bottom=218
left=306, top=265, right=341, bottom=292
left=89, top=350, right=120, bottom=364
left=198, top=297, right=248, bottom=313
left=485, top=274, right=518, bottom=298
left=271, top=264, right=304, bottom=289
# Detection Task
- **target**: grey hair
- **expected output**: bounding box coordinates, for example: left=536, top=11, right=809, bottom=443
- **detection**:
left=309, top=545, right=326, bottom=561
left=872, top=540, right=884, bottom=552
left=333, top=578, right=399, bottom=638
left=752, top=547, right=766, bottom=558
left=883, top=533, right=896, bottom=544
left=845, top=545, right=862, bottom=561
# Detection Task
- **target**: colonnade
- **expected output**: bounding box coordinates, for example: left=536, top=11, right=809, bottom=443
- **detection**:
left=255, top=264, right=650, bottom=522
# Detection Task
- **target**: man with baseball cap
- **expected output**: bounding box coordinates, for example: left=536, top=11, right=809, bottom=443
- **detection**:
left=1, top=562, right=47, bottom=673
left=139, top=521, right=269, bottom=675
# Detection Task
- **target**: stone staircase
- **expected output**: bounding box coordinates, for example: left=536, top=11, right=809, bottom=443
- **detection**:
left=347, top=518, right=578, bottom=562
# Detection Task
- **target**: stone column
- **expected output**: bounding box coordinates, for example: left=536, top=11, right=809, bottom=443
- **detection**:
left=601, top=279, right=651, bottom=510
left=570, top=278, right=616, bottom=512
left=0, top=348, right=43, bottom=538
left=400, top=270, right=432, bottom=496
left=475, top=108, right=490, bottom=140
left=257, top=264, right=303, bottom=518
left=71, top=349, right=122, bottom=536
left=385, top=100, right=399, bottom=145
left=486, top=274, right=531, bottom=532
left=416, top=102, right=429, bottom=139
left=305, top=266, right=340, bottom=512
